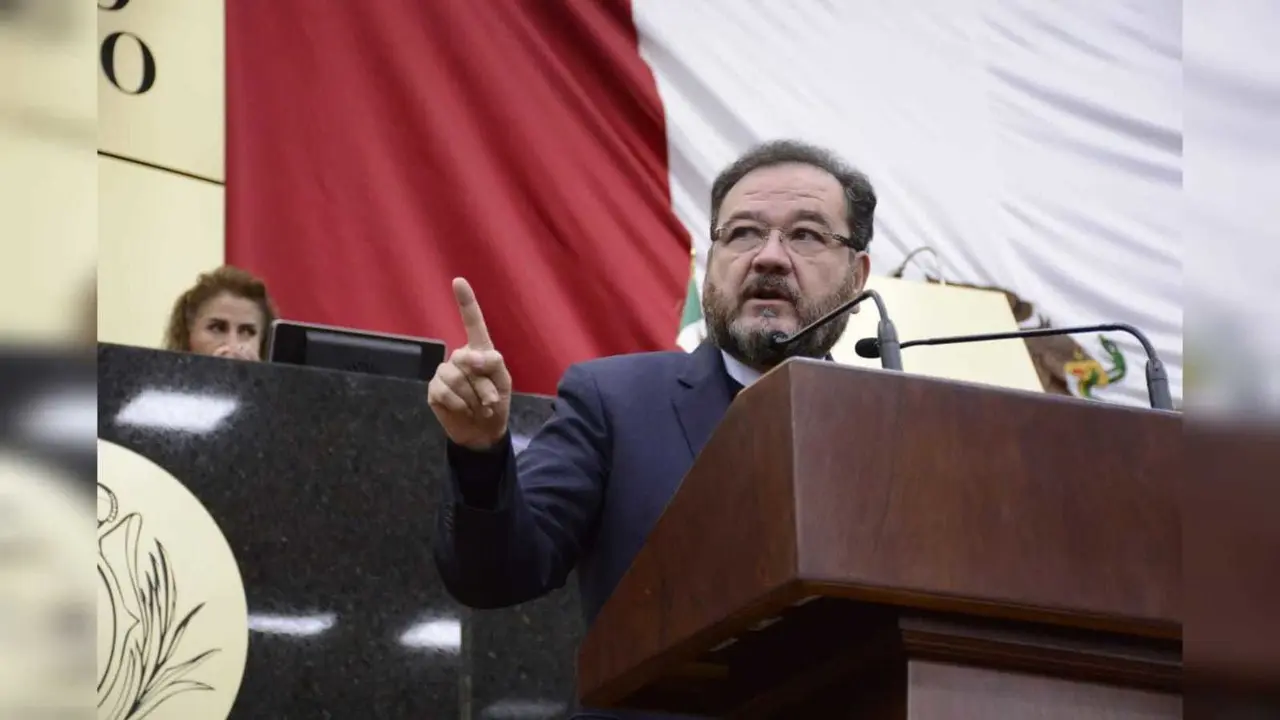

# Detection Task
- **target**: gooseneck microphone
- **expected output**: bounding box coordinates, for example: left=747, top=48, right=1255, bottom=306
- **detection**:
left=853, top=323, right=1174, bottom=411
left=770, top=289, right=903, bottom=371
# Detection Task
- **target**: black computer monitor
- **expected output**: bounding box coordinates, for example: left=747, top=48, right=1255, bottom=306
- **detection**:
left=266, top=320, right=447, bottom=382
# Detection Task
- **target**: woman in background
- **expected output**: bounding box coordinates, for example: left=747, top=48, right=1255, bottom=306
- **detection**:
left=163, top=265, right=277, bottom=361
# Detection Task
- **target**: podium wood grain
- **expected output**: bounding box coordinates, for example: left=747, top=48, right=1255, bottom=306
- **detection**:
left=579, top=359, right=1180, bottom=718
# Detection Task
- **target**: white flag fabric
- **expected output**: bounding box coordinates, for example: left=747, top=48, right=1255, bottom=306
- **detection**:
left=643, top=1, right=1183, bottom=407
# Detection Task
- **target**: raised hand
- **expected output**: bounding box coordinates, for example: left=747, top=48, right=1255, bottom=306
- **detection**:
left=426, top=278, right=513, bottom=450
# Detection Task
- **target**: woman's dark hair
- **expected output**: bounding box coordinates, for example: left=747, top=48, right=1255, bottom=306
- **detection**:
left=163, top=265, right=278, bottom=354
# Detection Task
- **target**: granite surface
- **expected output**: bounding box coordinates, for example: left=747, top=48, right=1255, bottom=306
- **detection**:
left=97, top=343, right=585, bottom=719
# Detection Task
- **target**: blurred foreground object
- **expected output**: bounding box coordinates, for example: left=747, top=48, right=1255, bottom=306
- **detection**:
left=1184, top=0, right=1280, bottom=713
left=0, top=6, right=96, bottom=707
left=0, top=348, right=95, bottom=714
left=1185, top=421, right=1280, bottom=714
left=0, top=0, right=95, bottom=345
left=0, top=452, right=93, bottom=714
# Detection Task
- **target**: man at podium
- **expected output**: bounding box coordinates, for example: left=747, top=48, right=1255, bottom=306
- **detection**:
left=429, top=140, right=876, bottom=717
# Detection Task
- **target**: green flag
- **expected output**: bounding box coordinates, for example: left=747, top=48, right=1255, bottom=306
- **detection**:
left=676, top=257, right=704, bottom=351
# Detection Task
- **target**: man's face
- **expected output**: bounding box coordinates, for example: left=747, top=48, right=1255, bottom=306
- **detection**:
left=703, top=163, right=870, bottom=370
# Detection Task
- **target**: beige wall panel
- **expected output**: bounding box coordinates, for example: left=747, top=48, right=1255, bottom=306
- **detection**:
left=97, top=0, right=228, bottom=348
left=99, top=156, right=224, bottom=349
left=98, top=0, right=225, bottom=181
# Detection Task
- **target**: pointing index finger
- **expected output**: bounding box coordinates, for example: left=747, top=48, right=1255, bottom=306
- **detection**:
left=452, top=277, right=494, bottom=350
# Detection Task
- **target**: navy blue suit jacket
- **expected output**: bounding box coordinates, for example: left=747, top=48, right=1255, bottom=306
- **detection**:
left=434, top=341, right=738, bottom=718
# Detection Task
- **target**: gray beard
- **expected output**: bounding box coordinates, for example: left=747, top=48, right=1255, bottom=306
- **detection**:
left=703, top=277, right=855, bottom=370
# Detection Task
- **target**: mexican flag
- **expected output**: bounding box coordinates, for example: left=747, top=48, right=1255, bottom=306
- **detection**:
left=226, top=1, right=1183, bottom=406
left=676, top=254, right=705, bottom=353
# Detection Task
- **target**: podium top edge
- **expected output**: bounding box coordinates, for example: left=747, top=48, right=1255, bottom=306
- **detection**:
left=763, top=357, right=1180, bottom=418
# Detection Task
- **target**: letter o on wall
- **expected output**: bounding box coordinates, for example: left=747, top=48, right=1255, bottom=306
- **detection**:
left=100, top=31, right=157, bottom=95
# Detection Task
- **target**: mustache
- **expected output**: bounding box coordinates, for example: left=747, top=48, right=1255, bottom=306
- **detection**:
left=739, top=274, right=798, bottom=304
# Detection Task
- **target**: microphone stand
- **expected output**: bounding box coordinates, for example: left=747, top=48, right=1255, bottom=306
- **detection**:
left=771, top=289, right=903, bottom=371
left=858, top=323, right=1173, bottom=411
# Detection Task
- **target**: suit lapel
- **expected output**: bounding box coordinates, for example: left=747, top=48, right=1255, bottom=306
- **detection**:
left=672, top=341, right=735, bottom=460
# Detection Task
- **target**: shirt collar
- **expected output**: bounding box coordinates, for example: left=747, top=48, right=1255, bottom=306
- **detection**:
left=720, top=351, right=763, bottom=388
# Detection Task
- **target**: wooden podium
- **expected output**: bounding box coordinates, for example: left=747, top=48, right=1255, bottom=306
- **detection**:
left=578, top=359, right=1181, bottom=718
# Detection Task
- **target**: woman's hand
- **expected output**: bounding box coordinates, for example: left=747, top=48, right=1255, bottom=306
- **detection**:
left=212, top=343, right=260, bottom=361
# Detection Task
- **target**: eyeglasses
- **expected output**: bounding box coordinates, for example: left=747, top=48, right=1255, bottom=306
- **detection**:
left=712, top=221, right=856, bottom=257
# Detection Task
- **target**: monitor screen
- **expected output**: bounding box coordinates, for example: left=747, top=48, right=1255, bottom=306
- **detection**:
left=266, top=320, right=446, bottom=382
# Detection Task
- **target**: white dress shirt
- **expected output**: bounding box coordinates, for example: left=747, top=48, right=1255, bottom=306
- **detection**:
left=720, top=350, right=763, bottom=389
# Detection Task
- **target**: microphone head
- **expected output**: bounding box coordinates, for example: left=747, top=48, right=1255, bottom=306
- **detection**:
left=768, top=330, right=790, bottom=347
left=854, top=337, right=881, bottom=358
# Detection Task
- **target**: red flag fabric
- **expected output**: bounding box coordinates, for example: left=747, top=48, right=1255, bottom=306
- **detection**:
left=226, top=0, right=688, bottom=394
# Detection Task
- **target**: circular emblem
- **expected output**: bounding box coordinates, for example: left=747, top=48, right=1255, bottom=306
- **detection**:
left=97, top=439, right=249, bottom=719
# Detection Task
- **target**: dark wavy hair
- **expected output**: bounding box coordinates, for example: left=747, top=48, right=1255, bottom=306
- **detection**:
left=163, top=265, right=278, bottom=355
